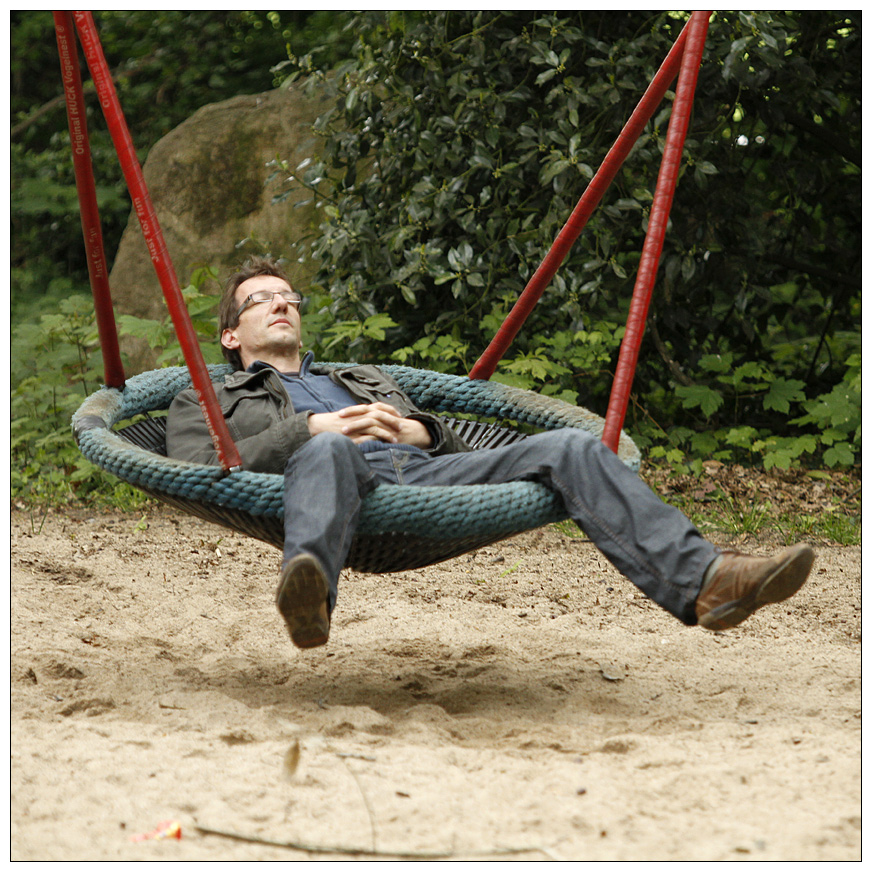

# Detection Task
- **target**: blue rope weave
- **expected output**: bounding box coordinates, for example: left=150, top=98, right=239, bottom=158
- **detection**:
left=72, top=365, right=640, bottom=542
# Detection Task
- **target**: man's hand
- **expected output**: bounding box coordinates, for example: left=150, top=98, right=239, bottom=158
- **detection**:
left=307, top=402, right=432, bottom=448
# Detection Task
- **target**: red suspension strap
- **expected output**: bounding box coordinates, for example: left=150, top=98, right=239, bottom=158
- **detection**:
left=53, top=11, right=125, bottom=389
left=468, top=16, right=694, bottom=381
left=69, top=11, right=243, bottom=472
left=600, top=11, right=710, bottom=453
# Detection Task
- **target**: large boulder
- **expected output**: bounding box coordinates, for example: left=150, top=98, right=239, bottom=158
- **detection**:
left=108, top=84, right=329, bottom=370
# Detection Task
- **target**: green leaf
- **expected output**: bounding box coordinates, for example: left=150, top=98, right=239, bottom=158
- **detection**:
left=115, top=315, right=172, bottom=348
left=540, top=158, right=570, bottom=184
left=724, top=426, right=756, bottom=448
left=535, top=68, right=558, bottom=86
left=466, top=272, right=485, bottom=287
left=763, top=378, right=806, bottom=414
left=790, top=434, right=819, bottom=456
left=763, top=448, right=794, bottom=471
left=698, top=353, right=734, bottom=373
left=675, top=384, right=724, bottom=418
left=823, top=442, right=854, bottom=467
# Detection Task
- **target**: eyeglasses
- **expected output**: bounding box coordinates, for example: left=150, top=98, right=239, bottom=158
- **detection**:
left=235, top=289, right=302, bottom=319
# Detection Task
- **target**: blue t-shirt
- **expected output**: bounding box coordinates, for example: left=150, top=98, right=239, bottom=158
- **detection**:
left=250, top=352, right=357, bottom=415
left=248, top=353, right=429, bottom=455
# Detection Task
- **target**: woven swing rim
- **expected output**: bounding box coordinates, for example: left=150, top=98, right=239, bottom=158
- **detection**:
left=72, top=364, right=640, bottom=572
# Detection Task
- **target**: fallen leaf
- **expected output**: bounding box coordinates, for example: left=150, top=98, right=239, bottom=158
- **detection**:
left=283, top=738, right=301, bottom=779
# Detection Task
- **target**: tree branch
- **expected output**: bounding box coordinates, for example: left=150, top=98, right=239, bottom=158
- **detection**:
left=766, top=254, right=858, bottom=288
left=12, top=90, right=88, bottom=139
left=648, top=318, right=695, bottom=386
left=11, top=52, right=161, bottom=140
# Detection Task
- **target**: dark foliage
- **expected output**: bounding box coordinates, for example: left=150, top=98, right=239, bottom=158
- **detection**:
left=277, top=11, right=859, bottom=467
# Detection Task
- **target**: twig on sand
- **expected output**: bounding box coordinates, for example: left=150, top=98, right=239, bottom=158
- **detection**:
left=339, top=754, right=378, bottom=853
left=192, top=823, right=546, bottom=859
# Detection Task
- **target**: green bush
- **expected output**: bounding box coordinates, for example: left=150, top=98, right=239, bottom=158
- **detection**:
left=276, top=10, right=860, bottom=470
left=11, top=292, right=116, bottom=507
left=10, top=271, right=221, bottom=510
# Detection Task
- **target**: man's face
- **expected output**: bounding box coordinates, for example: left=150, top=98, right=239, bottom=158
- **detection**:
left=221, top=274, right=303, bottom=369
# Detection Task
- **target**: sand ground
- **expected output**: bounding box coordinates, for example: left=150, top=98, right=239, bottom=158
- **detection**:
left=10, top=495, right=861, bottom=861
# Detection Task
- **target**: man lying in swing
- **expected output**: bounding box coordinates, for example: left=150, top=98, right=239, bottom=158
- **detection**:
left=166, top=256, right=815, bottom=650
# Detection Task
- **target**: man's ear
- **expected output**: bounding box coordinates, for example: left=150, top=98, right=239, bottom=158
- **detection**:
left=221, top=328, right=240, bottom=352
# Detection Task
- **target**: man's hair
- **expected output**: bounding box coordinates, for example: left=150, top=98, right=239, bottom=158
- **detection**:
left=218, top=255, right=293, bottom=370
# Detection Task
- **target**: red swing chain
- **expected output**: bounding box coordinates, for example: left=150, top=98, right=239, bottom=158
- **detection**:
left=54, top=11, right=242, bottom=473
left=601, top=11, right=710, bottom=451
left=53, top=11, right=125, bottom=389
left=469, top=11, right=710, bottom=453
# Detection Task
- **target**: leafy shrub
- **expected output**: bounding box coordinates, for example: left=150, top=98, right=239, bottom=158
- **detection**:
left=10, top=271, right=221, bottom=509
left=11, top=293, right=117, bottom=506
left=277, top=10, right=859, bottom=470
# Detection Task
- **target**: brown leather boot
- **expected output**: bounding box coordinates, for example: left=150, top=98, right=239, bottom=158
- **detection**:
left=276, top=554, right=331, bottom=649
left=696, top=543, right=814, bottom=631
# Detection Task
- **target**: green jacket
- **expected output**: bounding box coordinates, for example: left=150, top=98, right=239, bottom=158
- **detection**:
left=165, top=363, right=472, bottom=474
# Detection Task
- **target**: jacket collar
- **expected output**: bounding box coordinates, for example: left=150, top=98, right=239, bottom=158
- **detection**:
left=223, top=351, right=317, bottom=388
left=247, top=350, right=316, bottom=378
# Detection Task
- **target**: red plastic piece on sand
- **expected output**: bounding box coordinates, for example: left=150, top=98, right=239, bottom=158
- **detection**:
left=130, top=820, right=182, bottom=842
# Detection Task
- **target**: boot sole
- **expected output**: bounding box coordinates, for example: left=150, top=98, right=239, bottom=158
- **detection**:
left=276, top=555, right=330, bottom=649
left=699, top=544, right=815, bottom=631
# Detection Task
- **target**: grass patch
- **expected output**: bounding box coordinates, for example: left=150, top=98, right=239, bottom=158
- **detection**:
left=552, top=464, right=860, bottom=547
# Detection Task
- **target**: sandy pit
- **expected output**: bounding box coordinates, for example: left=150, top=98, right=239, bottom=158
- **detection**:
left=10, top=488, right=861, bottom=861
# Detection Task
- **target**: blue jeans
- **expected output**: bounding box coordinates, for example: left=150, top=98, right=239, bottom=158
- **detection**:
left=281, top=430, right=717, bottom=625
